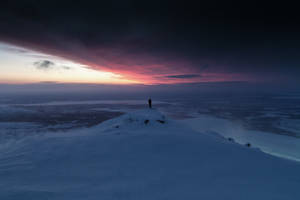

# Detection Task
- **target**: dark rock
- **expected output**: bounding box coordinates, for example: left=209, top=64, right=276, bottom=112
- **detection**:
left=156, top=120, right=165, bottom=124
left=245, top=143, right=251, bottom=147
left=144, top=119, right=149, bottom=124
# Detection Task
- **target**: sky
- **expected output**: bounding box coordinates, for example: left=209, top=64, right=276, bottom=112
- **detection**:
left=0, top=42, right=136, bottom=84
left=0, top=0, right=299, bottom=87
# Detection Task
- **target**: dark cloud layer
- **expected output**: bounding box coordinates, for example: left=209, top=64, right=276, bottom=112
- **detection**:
left=0, top=0, right=300, bottom=83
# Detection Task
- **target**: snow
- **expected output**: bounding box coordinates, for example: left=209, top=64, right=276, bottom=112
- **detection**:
left=95, top=108, right=168, bottom=130
left=0, top=109, right=300, bottom=199
left=275, top=118, right=300, bottom=135
left=183, top=115, right=300, bottom=161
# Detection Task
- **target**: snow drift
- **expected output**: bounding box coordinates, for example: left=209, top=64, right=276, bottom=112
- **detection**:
left=0, top=109, right=300, bottom=200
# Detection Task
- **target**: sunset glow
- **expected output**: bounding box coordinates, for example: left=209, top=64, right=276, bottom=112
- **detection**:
left=0, top=42, right=139, bottom=84
left=0, top=42, right=252, bottom=85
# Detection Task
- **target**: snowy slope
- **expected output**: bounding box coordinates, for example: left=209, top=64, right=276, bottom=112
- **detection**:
left=183, top=115, right=300, bottom=161
left=0, top=109, right=300, bottom=200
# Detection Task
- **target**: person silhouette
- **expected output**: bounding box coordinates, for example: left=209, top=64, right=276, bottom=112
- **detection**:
left=148, top=98, right=152, bottom=108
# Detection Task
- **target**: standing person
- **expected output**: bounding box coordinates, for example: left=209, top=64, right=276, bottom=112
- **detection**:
left=148, top=98, right=152, bottom=108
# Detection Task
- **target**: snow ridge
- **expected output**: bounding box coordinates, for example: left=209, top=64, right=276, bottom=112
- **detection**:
left=0, top=109, right=300, bottom=200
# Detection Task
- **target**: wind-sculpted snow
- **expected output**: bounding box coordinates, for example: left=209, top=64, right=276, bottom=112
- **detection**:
left=0, top=109, right=300, bottom=200
left=183, top=115, right=300, bottom=162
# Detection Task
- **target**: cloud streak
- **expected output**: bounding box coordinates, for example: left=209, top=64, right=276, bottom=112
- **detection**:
left=33, top=60, right=55, bottom=70
left=33, top=60, right=72, bottom=71
left=165, top=74, right=201, bottom=79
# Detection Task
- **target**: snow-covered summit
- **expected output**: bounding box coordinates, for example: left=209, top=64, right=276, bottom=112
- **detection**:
left=97, top=108, right=168, bottom=131
left=1, top=109, right=300, bottom=199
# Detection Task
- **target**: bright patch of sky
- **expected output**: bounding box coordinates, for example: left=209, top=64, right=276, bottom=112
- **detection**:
left=0, top=42, right=137, bottom=84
